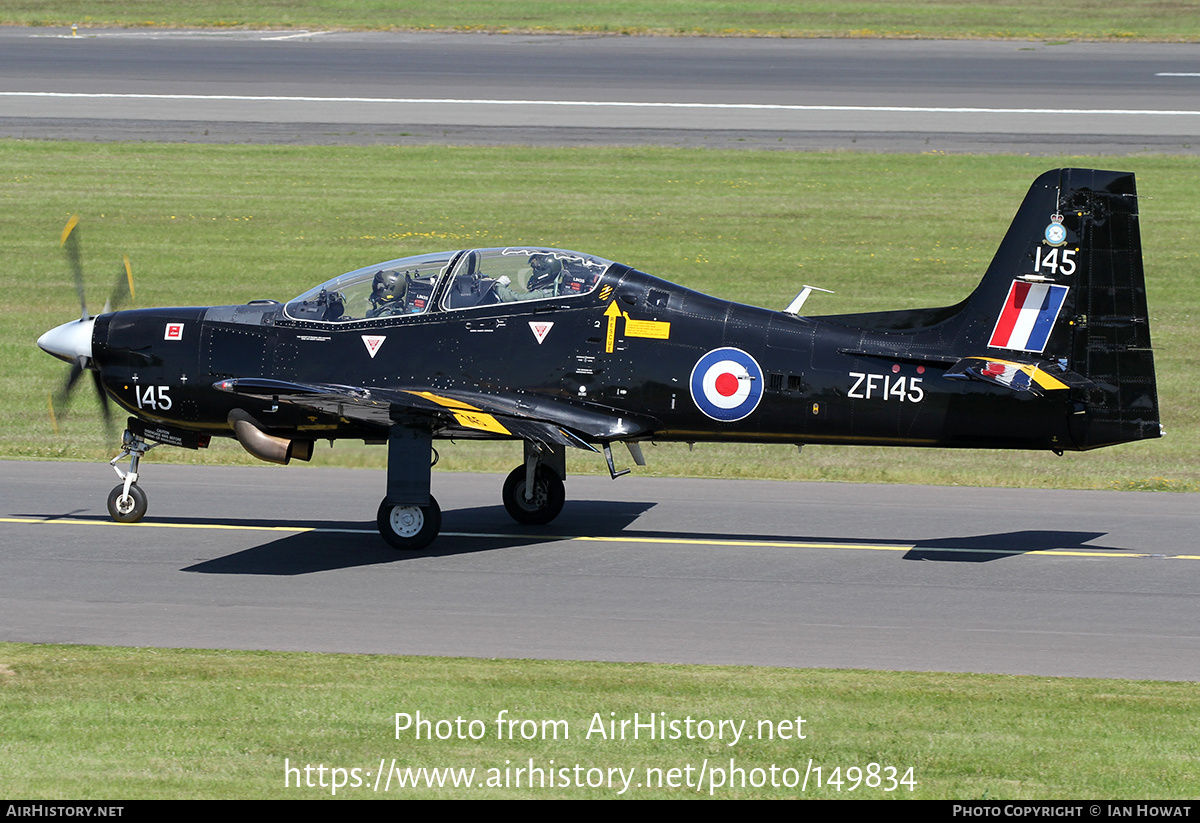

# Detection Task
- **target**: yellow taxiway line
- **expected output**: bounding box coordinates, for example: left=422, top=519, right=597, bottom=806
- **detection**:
left=2, top=517, right=1195, bottom=559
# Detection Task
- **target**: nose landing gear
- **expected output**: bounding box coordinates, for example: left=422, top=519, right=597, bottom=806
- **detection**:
left=107, top=428, right=155, bottom=523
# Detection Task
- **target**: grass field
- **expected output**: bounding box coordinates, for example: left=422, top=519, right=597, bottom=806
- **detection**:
left=5, top=142, right=1197, bottom=490
left=2, top=642, right=1198, bottom=799
left=3, top=0, right=1200, bottom=40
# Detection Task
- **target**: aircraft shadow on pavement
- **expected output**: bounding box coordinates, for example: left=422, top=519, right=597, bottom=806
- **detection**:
left=17, top=506, right=1128, bottom=575
left=180, top=500, right=658, bottom=575
left=902, top=530, right=1116, bottom=563
left=159, top=500, right=1129, bottom=575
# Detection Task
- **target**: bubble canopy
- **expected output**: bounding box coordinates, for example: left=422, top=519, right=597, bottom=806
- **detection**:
left=284, top=247, right=614, bottom=323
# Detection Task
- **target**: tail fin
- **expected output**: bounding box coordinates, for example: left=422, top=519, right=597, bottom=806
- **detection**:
left=957, top=168, right=1160, bottom=449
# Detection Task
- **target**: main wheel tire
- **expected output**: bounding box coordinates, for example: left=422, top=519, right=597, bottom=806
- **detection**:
left=377, top=495, right=441, bottom=551
left=107, top=483, right=148, bottom=523
left=502, top=465, right=565, bottom=525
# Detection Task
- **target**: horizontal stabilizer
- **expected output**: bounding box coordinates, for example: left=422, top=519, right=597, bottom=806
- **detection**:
left=944, top=357, right=1092, bottom=396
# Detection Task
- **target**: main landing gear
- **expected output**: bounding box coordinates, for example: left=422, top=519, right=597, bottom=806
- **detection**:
left=377, top=423, right=442, bottom=551
left=502, top=441, right=567, bottom=526
left=377, top=432, right=570, bottom=550
left=502, top=465, right=565, bottom=525
left=377, top=496, right=442, bottom=551
left=107, top=428, right=155, bottom=523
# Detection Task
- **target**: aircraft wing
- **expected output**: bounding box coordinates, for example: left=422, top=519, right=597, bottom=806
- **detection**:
left=214, top=378, right=658, bottom=450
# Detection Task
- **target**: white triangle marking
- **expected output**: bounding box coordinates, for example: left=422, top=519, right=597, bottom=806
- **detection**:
left=362, top=335, right=385, bottom=358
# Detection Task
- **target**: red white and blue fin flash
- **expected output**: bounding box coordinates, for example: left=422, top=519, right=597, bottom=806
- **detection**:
left=988, top=280, right=1069, bottom=354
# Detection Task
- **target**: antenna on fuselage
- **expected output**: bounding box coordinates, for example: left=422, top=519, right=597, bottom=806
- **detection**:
left=783, top=285, right=834, bottom=315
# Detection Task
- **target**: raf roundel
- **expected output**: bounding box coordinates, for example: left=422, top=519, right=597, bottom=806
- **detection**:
left=689, top=347, right=765, bottom=422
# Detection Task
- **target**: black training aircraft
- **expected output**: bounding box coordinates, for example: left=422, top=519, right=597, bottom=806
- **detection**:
left=39, top=168, right=1161, bottom=549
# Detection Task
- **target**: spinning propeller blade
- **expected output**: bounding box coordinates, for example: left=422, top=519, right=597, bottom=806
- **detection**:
left=61, top=214, right=86, bottom=320
left=102, top=256, right=134, bottom=315
left=46, top=217, right=131, bottom=437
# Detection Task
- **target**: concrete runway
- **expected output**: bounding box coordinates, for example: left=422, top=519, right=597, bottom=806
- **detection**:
left=3, top=461, right=1198, bottom=680
left=1, top=27, right=1199, bottom=152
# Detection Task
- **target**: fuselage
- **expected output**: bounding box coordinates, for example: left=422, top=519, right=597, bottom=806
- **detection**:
left=79, top=260, right=1075, bottom=454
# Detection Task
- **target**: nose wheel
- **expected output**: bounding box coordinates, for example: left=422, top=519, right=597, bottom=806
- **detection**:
left=107, top=483, right=148, bottom=523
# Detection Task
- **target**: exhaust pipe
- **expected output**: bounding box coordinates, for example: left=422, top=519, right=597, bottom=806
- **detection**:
left=228, top=409, right=313, bottom=465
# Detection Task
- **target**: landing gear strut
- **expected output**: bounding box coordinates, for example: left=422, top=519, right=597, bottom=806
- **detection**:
left=107, top=428, right=155, bottom=523
left=377, top=422, right=440, bottom=551
left=502, top=441, right=566, bottom=525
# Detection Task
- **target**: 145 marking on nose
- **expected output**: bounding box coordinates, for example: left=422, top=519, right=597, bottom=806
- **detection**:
left=134, top=385, right=173, bottom=410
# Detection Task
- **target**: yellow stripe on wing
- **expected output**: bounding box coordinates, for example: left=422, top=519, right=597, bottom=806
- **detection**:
left=405, top=391, right=512, bottom=435
left=405, top=390, right=481, bottom=410
left=451, top=410, right=511, bottom=435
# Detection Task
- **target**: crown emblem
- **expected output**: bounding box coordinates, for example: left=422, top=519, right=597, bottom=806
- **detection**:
left=1044, top=213, right=1067, bottom=247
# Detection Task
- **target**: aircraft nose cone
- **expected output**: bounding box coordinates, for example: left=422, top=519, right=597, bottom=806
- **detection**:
left=37, top=317, right=95, bottom=364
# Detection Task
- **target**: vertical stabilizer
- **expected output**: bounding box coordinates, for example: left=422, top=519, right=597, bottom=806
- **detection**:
left=953, top=169, right=1160, bottom=448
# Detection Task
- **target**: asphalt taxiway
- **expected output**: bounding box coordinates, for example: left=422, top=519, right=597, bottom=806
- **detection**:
left=3, top=461, right=1198, bottom=680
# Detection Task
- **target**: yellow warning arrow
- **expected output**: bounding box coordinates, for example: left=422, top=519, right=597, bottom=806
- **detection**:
left=604, top=300, right=621, bottom=353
